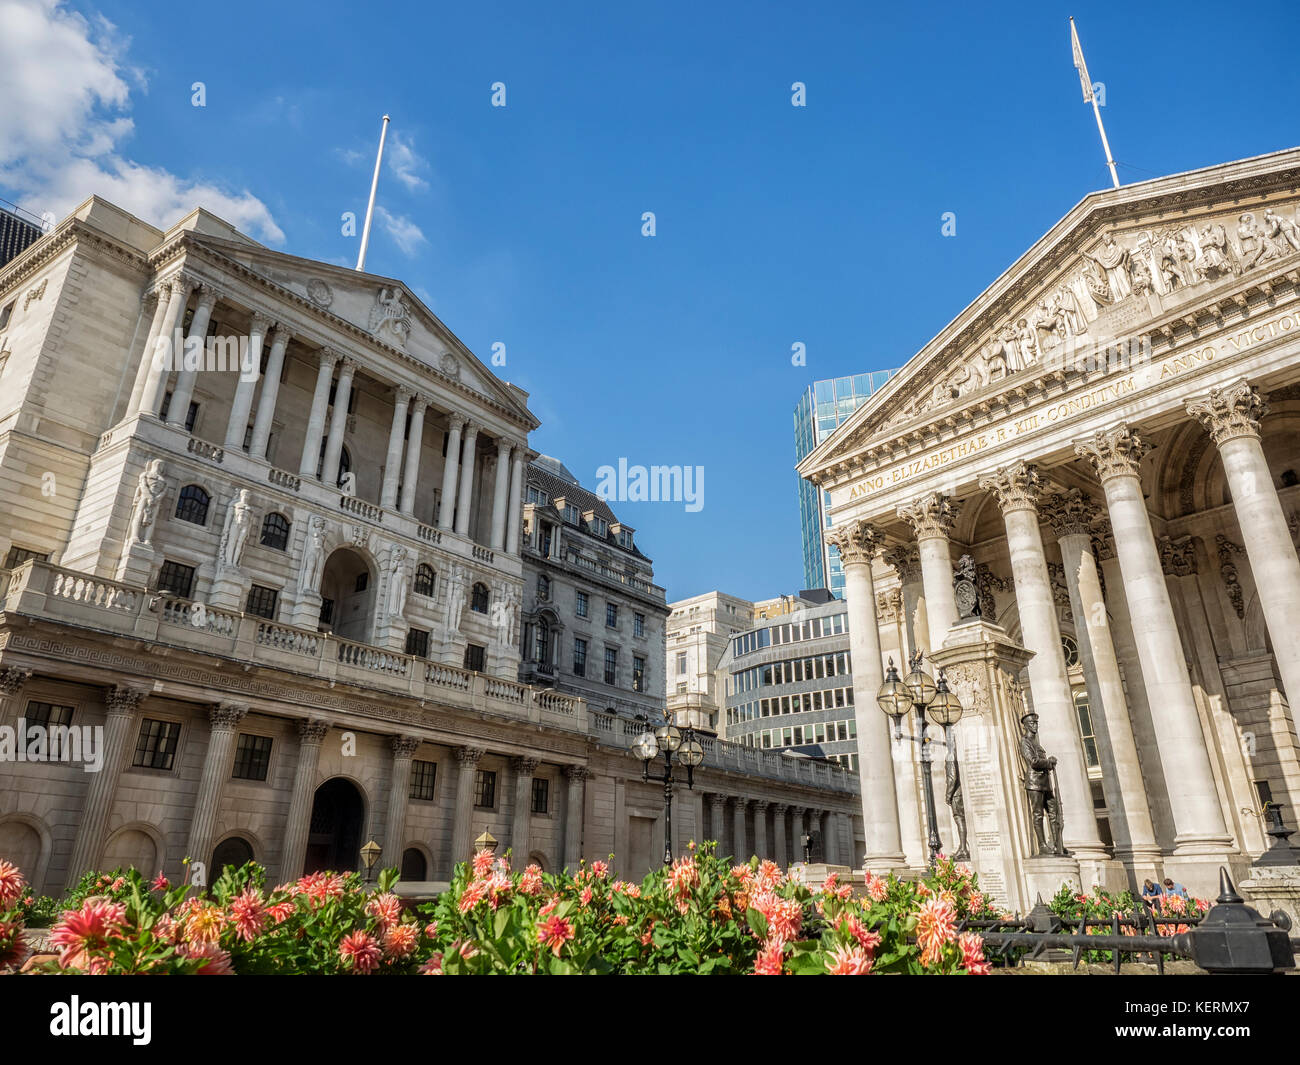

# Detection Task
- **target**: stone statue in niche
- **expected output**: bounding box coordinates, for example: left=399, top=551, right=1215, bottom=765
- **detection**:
left=387, top=546, right=410, bottom=619
left=128, top=460, right=167, bottom=546
left=369, top=286, right=412, bottom=349
left=446, top=566, right=467, bottom=631
left=300, top=516, right=327, bottom=591
left=218, top=489, right=254, bottom=570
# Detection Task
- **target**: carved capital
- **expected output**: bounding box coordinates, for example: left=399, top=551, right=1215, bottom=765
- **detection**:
left=268, top=322, right=292, bottom=348
left=447, top=415, right=467, bottom=435
left=394, top=384, right=415, bottom=404
left=709, top=792, right=727, bottom=809
left=337, top=355, right=359, bottom=375
left=461, top=419, right=481, bottom=438
left=1042, top=487, right=1102, bottom=539
left=883, top=544, right=923, bottom=583
left=195, top=286, right=221, bottom=313
left=298, top=718, right=330, bottom=744
left=511, top=755, right=540, bottom=774
left=168, top=272, right=197, bottom=299
left=0, top=667, right=32, bottom=696
left=391, top=734, right=421, bottom=758
left=208, top=702, right=249, bottom=731
left=1157, top=534, right=1198, bottom=577
left=1186, top=379, right=1268, bottom=446
left=317, top=347, right=340, bottom=371
left=897, top=492, right=961, bottom=541
left=457, top=745, right=486, bottom=766
left=1074, top=425, right=1151, bottom=482
left=105, top=685, right=146, bottom=717
left=248, top=311, right=273, bottom=334
left=771, top=802, right=789, bottom=814
left=979, top=461, right=1045, bottom=515
left=563, top=763, right=589, bottom=781
left=753, top=799, right=770, bottom=812
left=824, top=519, right=886, bottom=567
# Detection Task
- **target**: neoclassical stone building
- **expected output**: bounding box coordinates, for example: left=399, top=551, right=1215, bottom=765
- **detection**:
left=0, top=196, right=861, bottom=892
left=800, top=147, right=1300, bottom=907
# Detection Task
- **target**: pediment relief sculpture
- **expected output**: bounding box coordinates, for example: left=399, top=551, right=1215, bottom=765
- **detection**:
left=368, top=286, right=413, bottom=350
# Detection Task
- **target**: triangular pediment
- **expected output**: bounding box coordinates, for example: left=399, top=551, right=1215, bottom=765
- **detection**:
left=184, top=233, right=537, bottom=427
left=801, top=147, right=1300, bottom=478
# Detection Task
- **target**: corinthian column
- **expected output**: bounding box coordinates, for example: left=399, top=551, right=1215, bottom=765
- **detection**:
left=249, top=323, right=292, bottom=457
left=1075, top=426, right=1232, bottom=858
left=137, top=275, right=195, bottom=417
left=398, top=395, right=428, bottom=516
left=771, top=803, right=788, bottom=865
left=280, top=719, right=329, bottom=880
left=490, top=441, right=513, bottom=551
left=752, top=800, right=769, bottom=861
left=1187, top=380, right=1300, bottom=714
left=299, top=349, right=339, bottom=476
left=225, top=312, right=270, bottom=449
left=65, top=686, right=145, bottom=889
left=510, top=756, right=539, bottom=865
left=506, top=449, right=526, bottom=554
left=320, top=356, right=356, bottom=484
left=562, top=764, right=588, bottom=870
left=126, top=285, right=170, bottom=414
left=451, top=746, right=484, bottom=869
left=438, top=416, right=465, bottom=529
left=382, top=736, right=420, bottom=870
left=167, top=286, right=220, bottom=427
left=185, top=702, right=248, bottom=875
left=380, top=386, right=413, bottom=509
left=1043, top=489, right=1161, bottom=873
left=825, top=519, right=904, bottom=871
left=979, top=461, right=1108, bottom=861
left=732, top=798, right=748, bottom=861
left=454, top=421, right=480, bottom=537
left=897, top=493, right=961, bottom=650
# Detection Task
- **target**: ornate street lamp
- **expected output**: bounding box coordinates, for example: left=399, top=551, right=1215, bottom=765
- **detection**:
left=633, top=715, right=704, bottom=865
left=360, top=839, right=382, bottom=884
left=878, top=651, right=965, bottom=867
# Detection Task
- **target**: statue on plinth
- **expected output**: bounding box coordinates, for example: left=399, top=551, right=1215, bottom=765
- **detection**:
left=944, top=748, right=970, bottom=861
left=1019, top=712, right=1066, bottom=857
left=128, top=460, right=168, bottom=546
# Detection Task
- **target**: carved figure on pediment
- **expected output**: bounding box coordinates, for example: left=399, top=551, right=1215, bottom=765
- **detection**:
left=1081, top=257, right=1112, bottom=306
left=300, top=516, right=327, bottom=591
left=1128, top=254, right=1153, bottom=297
left=369, top=286, right=412, bottom=349
left=128, top=460, right=168, bottom=546
left=1197, top=222, right=1238, bottom=280
left=1053, top=286, right=1088, bottom=336
left=989, top=323, right=1025, bottom=373
left=1031, top=300, right=1065, bottom=353
left=1015, top=317, right=1038, bottom=364
left=1092, top=230, right=1132, bottom=301
left=1263, top=208, right=1300, bottom=257
left=218, top=489, right=254, bottom=570
left=1237, top=213, right=1277, bottom=272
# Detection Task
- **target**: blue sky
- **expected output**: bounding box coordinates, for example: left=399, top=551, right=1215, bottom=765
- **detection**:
left=4, top=0, right=1298, bottom=602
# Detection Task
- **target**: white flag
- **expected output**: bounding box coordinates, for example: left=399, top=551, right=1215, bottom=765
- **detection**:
left=1070, top=18, right=1093, bottom=103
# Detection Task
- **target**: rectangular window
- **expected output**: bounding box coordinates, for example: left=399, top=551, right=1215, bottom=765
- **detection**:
left=133, top=718, right=181, bottom=770
left=575, top=591, right=589, bottom=618
left=676, top=683, right=687, bottom=694
left=632, top=656, right=646, bottom=693
left=526, top=486, right=548, bottom=506
left=634, top=612, right=645, bottom=638
left=24, top=700, right=73, bottom=730
left=604, top=647, right=618, bottom=685
left=676, top=651, right=687, bottom=675
left=4, top=546, right=49, bottom=568
left=531, top=777, right=549, bottom=814
left=244, top=584, right=279, bottom=620
left=156, top=560, right=196, bottom=598
left=573, top=637, right=587, bottom=677
left=231, top=733, right=272, bottom=781
left=605, top=602, right=618, bottom=628
left=814, top=723, right=826, bottom=743
left=474, top=769, right=497, bottom=809
left=410, top=759, right=437, bottom=801
left=319, top=597, right=335, bottom=626
left=405, top=628, right=430, bottom=658
left=837, top=721, right=848, bottom=742
left=782, top=727, right=793, bottom=746
left=463, top=643, right=486, bottom=672
left=563, top=503, right=580, bottom=524
left=0, top=301, right=12, bottom=329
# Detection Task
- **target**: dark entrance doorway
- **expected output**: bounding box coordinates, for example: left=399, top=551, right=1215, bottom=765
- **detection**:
left=303, top=778, right=365, bottom=875
left=211, top=836, right=254, bottom=879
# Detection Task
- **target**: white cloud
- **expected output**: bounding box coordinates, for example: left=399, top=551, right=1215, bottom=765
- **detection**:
left=376, top=206, right=427, bottom=257
left=0, top=0, right=283, bottom=243
left=385, top=130, right=430, bottom=192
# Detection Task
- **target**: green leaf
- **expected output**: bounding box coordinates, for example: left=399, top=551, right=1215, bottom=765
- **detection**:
left=746, top=907, right=769, bottom=941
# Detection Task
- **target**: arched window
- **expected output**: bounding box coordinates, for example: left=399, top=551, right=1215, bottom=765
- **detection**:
left=401, top=847, right=428, bottom=881
left=471, top=582, right=489, bottom=614
left=175, top=484, right=210, bottom=525
left=1060, top=634, right=1080, bottom=668
left=414, top=563, right=436, bottom=597
left=211, top=836, right=255, bottom=877
left=534, top=620, right=549, bottom=664
left=260, top=512, right=290, bottom=551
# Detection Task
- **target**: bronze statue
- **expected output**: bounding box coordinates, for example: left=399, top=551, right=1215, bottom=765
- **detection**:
left=1019, top=712, right=1066, bottom=856
left=944, top=743, right=970, bottom=861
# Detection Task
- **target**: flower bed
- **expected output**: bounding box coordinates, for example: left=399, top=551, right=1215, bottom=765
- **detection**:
left=0, top=846, right=995, bottom=975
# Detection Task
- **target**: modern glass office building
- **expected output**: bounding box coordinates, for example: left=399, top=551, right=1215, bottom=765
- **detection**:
left=793, top=372, right=896, bottom=598
left=0, top=200, right=45, bottom=269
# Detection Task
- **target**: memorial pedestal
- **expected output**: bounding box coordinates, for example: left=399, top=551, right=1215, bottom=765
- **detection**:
left=1023, top=855, right=1082, bottom=902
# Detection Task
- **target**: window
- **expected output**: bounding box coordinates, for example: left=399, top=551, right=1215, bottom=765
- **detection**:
left=319, top=597, right=335, bottom=627
left=1061, top=634, right=1080, bottom=669
left=634, top=612, right=645, bottom=638
left=474, top=769, right=497, bottom=808
left=414, top=563, right=436, bottom=597
left=537, top=574, right=550, bottom=601
left=573, top=637, right=587, bottom=677
left=533, top=621, right=550, bottom=664
left=410, top=760, right=437, bottom=801
left=159, top=393, right=199, bottom=431
left=539, top=523, right=553, bottom=556
left=0, top=301, right=12, bottom=329
left=245, top=584, right=279, bottom=620
left=260, top=513, right=290, bottom=551
left=618, top=528, right=634, bottom=549
left=156, top=560, right=196, bottom=598
left=354, top=572, right=368, bottom=593
left=589, top=516, right=608, bottom=538
left=133, top=718, right=181, bottom=770
left=676, top=683, right=687, bottom=694
left=605, top=602, right=618, bottom=628
left=471, top=582, right=489, bottom=614
left=562, top=503, right=580, bottom=525
left=231, top=733, right=272, bottom=781
left=677, top=652, right=688, bottom=675
left=463, top=643, right=486, bottom=672
left=405, top=627, right=430, bottom=658
left=175, top=484, right=210, bottom=525
left=1075, top=690, right=1100, bottom=769
left=3, top=546, right=48, bottom=568
left=25, top=701, right=73, bottom=730
left=575, top=591, right=589, bottom=618
left=526, top=486, right=548, bottom=506
left=604, top=647, right=618, bottom=685
left=531, top=777, right=549, bottom=814
left=632, top=656, right=646, bottom=693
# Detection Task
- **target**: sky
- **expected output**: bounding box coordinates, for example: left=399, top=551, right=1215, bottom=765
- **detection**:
left=3, top=0, right=1298, bottom=603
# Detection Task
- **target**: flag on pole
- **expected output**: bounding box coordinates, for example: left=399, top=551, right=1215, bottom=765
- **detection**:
left=1070, top=17, right=1093, bottom=102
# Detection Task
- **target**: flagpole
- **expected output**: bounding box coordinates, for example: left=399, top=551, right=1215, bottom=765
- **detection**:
left=356, top=114, right=390, bottom=272
left=1091, top=89, right=1120, bottom=189
left=1070, top=17, right=1119, bottom=189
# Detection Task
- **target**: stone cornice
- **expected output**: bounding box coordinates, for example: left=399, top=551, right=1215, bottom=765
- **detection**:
left=0, top=217, right=152, bottom=298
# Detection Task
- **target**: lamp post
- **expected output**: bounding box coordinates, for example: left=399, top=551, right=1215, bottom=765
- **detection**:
left=360, top=839, right=382, bottom=884
left=633, top=716, right=704, bottom=866
left=877, top=651, right=965, bottom=867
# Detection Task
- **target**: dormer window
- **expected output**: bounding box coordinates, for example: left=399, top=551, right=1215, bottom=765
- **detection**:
left=586, top=513, right=608, bottom=538
left=527, top=486, right=548, bottom=506
left=612, top=523, right=635, bottom=550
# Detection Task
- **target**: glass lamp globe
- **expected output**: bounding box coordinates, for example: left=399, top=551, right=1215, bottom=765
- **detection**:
left=655, top=724, right=682, bottom=753
left=632, top=730, right=659, bottom=762
left=876, top=659, right=911, bottom=719
left=678, top=737, right=704, bottom=768
left=927, top=672, right=965, bottom=727
left=905, top=659, right=937, bottom=707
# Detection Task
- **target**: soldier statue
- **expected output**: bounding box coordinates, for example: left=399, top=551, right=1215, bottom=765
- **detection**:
left=1019, top=712, right=1066, bottom=857
left=944, top=747, right=970, bottom=861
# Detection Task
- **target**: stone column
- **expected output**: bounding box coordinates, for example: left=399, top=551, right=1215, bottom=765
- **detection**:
left=1044, top=489, right=1162, bottom=876
left=454, top=421, right=480, bottom=538
left=185, top=702, right=248, bottom=875
left=752, top=800, right=769, bottom=860
left=791, top=808, right=809, bottom=861
left=167, top=286, right=219, bottom=427
left=837, top=812, right=854, bottom=867
left=126, top=285, right=171, bottom=414
left=897, top=493, right=961, bottom=651
left=563, top=764, right=588, bottom=870
left=320, top=356, right=356, bottom=484
left=1075, top=426, right=1233, bottom=864
left=249, top=324, right=291, bottom=457
left=380, top=386, right=413, bottom=509
left=299, top=349, right=339, bottom=476
left=1187, top=380, right=1300, bottom=713
left=398, top=395, right=427, bottom=516
left=438, top=416, right=465, bottom=529
left=771, top=803, right=789, bottom=866
left=819, top=811, right=834, bottom=863
left=0, top=667, right=32, bottom=723
left=382, top=736, right=420, bottom=871
left=506, top=449, right=525, bottom=554
left=826, top=519, right=905, bottom=872
left=451, top=746, right=485, bottom=869
left=65, top=687, right=145, bottom=889
left=511, top=756, right=539, bottom=865
left=732, top=798, right=748, bottom=861
left=490, top=441, right=513, bottom=550
left=979, top=461, right=1108, bottom=862
left=137, top=275, right=195, bottom=417
left=279, top=719, right=329, bottom=880
left=223, top=312, right=269, bottom=449
left=709, top=793, right=727, bottom=855
left=883, top=546, right=928, bottom=869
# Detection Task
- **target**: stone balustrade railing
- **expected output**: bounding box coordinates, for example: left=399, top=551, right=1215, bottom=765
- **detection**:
left=267, top=467, right=301, bottom=492
left=339, top=495, right=384, bottom=523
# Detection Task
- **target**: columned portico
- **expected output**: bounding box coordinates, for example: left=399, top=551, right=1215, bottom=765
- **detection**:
left=166, top=286, right=220, bottom=427
left=280, top=719, right=329, bottom=880
left=248, top=324, right=292, bottom=457
left=185, top=702, right=248, bottom=876
left=224, top=312, right=270, bottom=449
left=896, top=493, right=961, bottom=650
left=320, top=356, right=356, bottom=484
left=299, top=349, right=339, bottom=476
